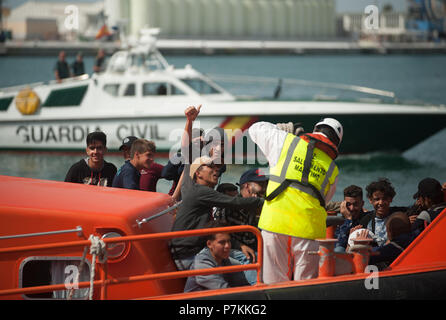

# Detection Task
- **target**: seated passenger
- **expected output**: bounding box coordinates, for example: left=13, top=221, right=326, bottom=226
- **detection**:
left=332, top=185, right=369, bottom=253
left=357, top=178, right=407, bottom=247
left=213, top=168, right=268, bottom=285
left=118, top=136, right=163, bottom=192
left=216, top=183, right=238, bottom=197
left=139, top=142, right=164, bottom=192
left=184, top=221, right=250, bottom=292
left=170, top=107, right=263, bottom=271
left=112, top=139, right=155, bottom=190
left=369, top=212, right=414, bottom=270
left=411, top=178, right=446, bottom=235
left=64, top=131, right=117, bottom=186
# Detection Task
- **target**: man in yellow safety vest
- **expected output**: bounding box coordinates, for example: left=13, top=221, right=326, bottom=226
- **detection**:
left=248, top=118, right=343, bottom=283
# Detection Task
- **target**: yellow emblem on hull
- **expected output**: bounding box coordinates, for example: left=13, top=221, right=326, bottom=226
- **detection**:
left=15, top=88, right=40, bottom=115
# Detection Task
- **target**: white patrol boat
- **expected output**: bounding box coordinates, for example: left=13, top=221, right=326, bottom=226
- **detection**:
left=0, top=29, right=445, bottom=155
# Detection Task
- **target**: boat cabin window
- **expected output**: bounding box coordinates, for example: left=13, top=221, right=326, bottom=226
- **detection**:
left=20, top=257, right=90, bottom=300
left=0, top=97, right=13, bottom=111
left=43, top=85, right=88, bottom=107
left=142, top=82, right=185, bottom=96
left=182, top=78, right=221, bottom=95
left=124, top=83, right=136, bottom=96
left=103, top=84, right=120, bottom=97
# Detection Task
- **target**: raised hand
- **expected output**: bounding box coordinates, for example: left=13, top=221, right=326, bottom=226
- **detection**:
left=184, top=104, right=202, bottom=122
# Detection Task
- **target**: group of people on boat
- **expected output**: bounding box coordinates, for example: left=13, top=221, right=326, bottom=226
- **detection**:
left=53, top=49, right=106, bottom=83
left=63, top=104, right=446, bottom=293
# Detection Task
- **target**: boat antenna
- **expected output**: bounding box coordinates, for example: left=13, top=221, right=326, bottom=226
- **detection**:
left=274, top=78, right=282, bottom=99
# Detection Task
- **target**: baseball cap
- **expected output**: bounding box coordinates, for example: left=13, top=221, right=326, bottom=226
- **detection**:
left=189, top=156, right=214, bottom=179
left=119, top=136, right=138, bottom=151
left=413, top=177, right=442, bottom=199
left=238, top=168, right=269, bottom=186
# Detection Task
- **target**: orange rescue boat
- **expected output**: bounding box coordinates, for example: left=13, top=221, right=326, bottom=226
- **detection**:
left=0, top=175, right=445, bottom=300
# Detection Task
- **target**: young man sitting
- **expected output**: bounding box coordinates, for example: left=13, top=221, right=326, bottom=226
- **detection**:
left=184, top=221, right=250, bottom=292
left=332, top=185, right=368, bottom=253
left=64, top=131, right=117, bottom=187
left=411, top=177, right=446, bottom=235
left=112, top=139, right=155, bottom=190
left=170, top=106, right=264, bottom=271
left=356, top=178, right=407, bottom=247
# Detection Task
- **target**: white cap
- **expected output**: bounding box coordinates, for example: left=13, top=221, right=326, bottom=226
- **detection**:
left=314, top=118, right=343, bottom=144
left=189, top=156, right=214, bottom=179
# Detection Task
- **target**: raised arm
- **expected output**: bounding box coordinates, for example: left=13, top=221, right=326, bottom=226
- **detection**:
left=181, top=105, right=202, bottom=162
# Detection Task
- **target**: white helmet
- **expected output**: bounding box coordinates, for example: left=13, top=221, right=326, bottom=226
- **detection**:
left=314, top=118, right=343, bottom=145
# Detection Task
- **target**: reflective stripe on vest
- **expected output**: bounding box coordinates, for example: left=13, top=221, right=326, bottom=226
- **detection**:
left=258, top=133, right=338, bottom=239
left=266, top=134, right=337, bottom=207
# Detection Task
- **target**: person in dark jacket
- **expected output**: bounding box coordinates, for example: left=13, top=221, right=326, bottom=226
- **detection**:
left=54, top=50, right=71, bottom=82
left=184, top=221, right=250, bottom=292
left=332, top=185, right=369, bottom=252
left=213, top=168, right=268, bottom=285
left=64, top=131, right=116, bottom=186
left=357, top=178, right=407, bottom=247
left=369, top=212, right=414, bottom=270
left=410, top=177, right=446, bottom=235
left=71, top=52, right=85, bottom=76
left=169, top=106, right=263, bottom=271
left=170, top=156, right=263, bottom=271
left=112, top=139, right=155, bottom=190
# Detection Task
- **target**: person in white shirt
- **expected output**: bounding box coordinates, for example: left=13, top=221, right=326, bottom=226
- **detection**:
left=248, top=119, right=343, bottom=283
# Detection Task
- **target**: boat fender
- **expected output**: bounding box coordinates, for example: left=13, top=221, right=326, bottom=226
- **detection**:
left=15, top=88, right=40, bottom=115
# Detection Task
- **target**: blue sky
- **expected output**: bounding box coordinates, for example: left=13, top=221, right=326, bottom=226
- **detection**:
left=4, top=0, right=409, bottom=13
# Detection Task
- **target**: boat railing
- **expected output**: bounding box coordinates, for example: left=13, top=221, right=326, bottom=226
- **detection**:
left=0, top=226, right=83, bottom=240
left=207, top=73, right=397, bottom=102
left=0, top=74, right=90, bottom=94
left=3, top=208, right=441, bottom=299
left=136, top=201, right=182, bottom=228
left=0, top=225, right=263, bottom=300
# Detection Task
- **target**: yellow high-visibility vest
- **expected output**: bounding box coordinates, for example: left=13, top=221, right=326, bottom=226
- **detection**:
left=258, top=133, right=339, bottom=239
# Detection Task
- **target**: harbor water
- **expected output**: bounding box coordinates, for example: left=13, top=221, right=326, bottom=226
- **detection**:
left=0, top=54, right=445, bottom=208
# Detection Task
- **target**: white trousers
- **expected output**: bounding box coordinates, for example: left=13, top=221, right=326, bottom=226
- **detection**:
left=261, top=230, right=319, bottom=284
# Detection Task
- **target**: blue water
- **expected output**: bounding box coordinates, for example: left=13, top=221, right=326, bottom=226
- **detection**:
left=0, top=53, right=445, bottom=207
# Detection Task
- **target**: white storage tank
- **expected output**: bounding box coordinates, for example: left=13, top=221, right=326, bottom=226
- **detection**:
left=105, top=0, right=121, bottom=29
left=326, top=0, right=335, bottom=37
left=170, top=0, right=187, bottom=36
left=201, top=0, right=218, bottom=36
left=146, top=0, right=159, bottom=29
left=130, top=0, right=150, bottom=36
left=298, top=0, right=311, bottom=38
left=229, top=0, right=244, bottom=37
left=284, top=0, right=297, bottom=38
left=186, top=0, right=202, bottom=36
left=246, top=0, right=256, bottom=37
left=215, top=0, right=232, bottom=37
left=272, top=0, right=287, bottom=38
left=156, top=0, right=172, bottom=35
left=259, top=0, right=273, bottom=37
left=308, top=0, right=320, bottom=37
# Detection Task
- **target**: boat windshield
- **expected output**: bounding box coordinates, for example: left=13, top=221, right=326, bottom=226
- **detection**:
left=182, top=78, right=221, bottom=95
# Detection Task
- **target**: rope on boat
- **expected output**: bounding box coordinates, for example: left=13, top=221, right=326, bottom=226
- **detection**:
left=67, top=235, right=107, bottom=300
left=88, top=235, right=107, bottom=300
left=67, top=244, right=88, bottom=300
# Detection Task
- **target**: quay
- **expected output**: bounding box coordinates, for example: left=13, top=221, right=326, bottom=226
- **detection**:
left=2, top=39, right=446, bottom=56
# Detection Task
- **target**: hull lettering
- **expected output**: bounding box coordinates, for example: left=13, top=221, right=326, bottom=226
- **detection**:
left=15, top=125, right=101, bottom=144
left=116, top=124, right=165, bottom=141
